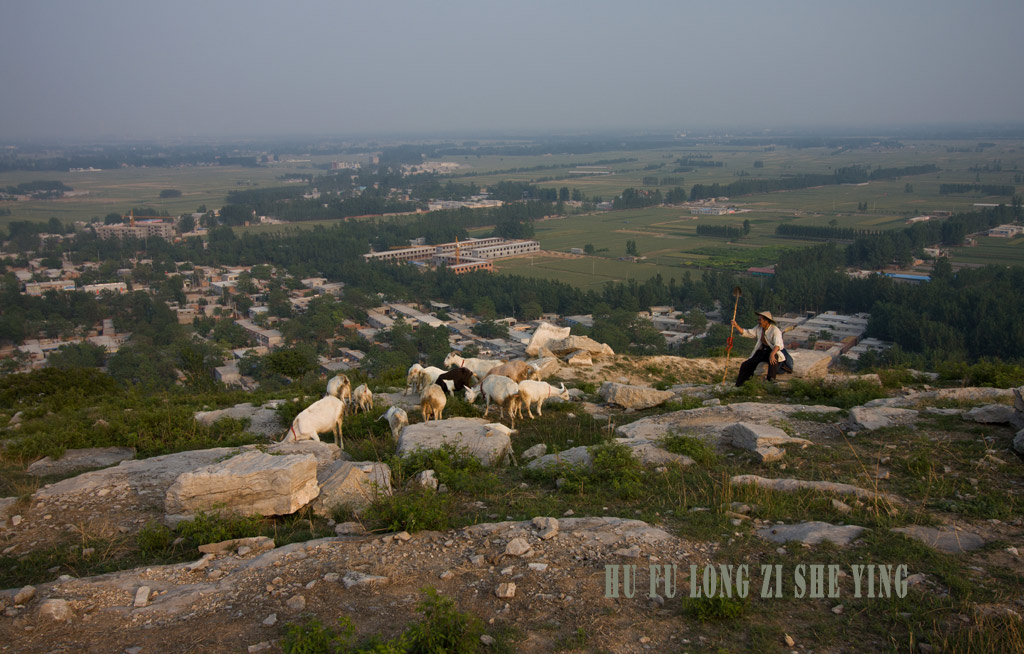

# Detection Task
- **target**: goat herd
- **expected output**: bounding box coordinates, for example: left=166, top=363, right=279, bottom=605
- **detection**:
left=281, top=352, right=569, bottom=450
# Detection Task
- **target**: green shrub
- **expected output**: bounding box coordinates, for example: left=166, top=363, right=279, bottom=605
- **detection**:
left=174, top=510, right=263, bottom=546
left=684, top=595, right=747, bottom=621
left=391, top=444, right=497, bottom=494
left=364, top=490, right=458, bottom=533
left=661, top=433, right=718, bottom=466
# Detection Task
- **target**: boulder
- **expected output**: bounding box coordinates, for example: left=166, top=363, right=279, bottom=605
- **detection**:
left=0, top=496, right=17, bottom=528
left=311, top=461, right=392, bottom=515
left=266, top=440, right=344, bottom=469
left=525, top=322, right=571, bottom=357
left=1014, top=428, right=1024, bottom=456
left=599, top=382, right=675, bottom=410
left=724, top=422, right=811, bottom=463
left=26, top=447, right=136, bottom=477
left=757, top=521, right=865, bottom=547
left=848, top=406, right=918, bottom=431
left=755, top=349, right=832, bottom=379
left=565, top=351, right=593, bottom=367
left=164, top=451, right=319, bottom=525
left=546, top=335, right=614, bottom=358
left=963, top=404, right=1016, bottom=424
left=526, top=438, right=692, bottom=470
left=409, top=469, right=439, bottom=492
left=522, top=444, right=547, bottom=461
left=527, top=357, right=561, bottom=379
left=37, top=599, right=72, bottom=622
left=194, top=402, right=283, bottom=438
left=397, top=418, right=511, bottom=467
left=891, top=525, right=986, bottom=554
left=615, top=402, right=842, bottom=442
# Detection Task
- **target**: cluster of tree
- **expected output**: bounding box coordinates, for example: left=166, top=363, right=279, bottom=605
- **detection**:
left=613, top=188, right=662, bottom=210
left=2, top=180, right=72, bottom=198
left=939, top=183, right=1015, bottom=196
left=696, top=224, right=743, bottom=238
left=159, top=189, right=182, bottom=198
left=775, top=224, right=873, bottom=241
left=675, top=158, right=723, bottom=168
left=868, top=164, right=939, bottom=180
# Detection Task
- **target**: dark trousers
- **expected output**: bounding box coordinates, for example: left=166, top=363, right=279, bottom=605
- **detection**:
left=736, top=346, right=779, bottom=386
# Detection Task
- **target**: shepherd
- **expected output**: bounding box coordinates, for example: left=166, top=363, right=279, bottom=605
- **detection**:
left=731, top=310, right=788, bottom=386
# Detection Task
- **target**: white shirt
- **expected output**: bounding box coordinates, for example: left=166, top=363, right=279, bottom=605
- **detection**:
left=737, top=323, right=784, bottom=359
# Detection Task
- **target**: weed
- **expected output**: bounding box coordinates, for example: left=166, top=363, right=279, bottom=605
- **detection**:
left=684, top=595, right=747, bottom=621
left=662, top=433, right=718, bottom=466
left=390, top=443, right=498, bottom=494
left=363, top=489, right=458, bottom=533
left=174, top=510, right=264, bottom=545
left=553, top=627, right=589, bottom=651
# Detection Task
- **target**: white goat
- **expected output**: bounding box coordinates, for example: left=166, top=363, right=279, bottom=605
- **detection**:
left=481, top=360, right=540, bottom=383
left=326, top=374, right=351, bottom=403
left=377, top=406, right=409, bottom=438
left=420, top=385, right=447, bottom=422
left=351, top=383, right=373, bottom=414
left=443, top=352, right=505, bottom=381
left=409, top=366, right=446, bottom=395
left=404, top=363, right=424, bottom=395
left=517, top=381, right=570, bottom=419
left=284, top=395, right=345, bottom=448
left=479, top=374, right=522, bottom=428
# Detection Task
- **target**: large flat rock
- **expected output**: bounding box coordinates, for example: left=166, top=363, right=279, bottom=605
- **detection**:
left=891, top=525, right=986, bottom=554
left=863, top=387, right=1014, bottom=409
left=193, top=401, right=284, bottom=438
left=615, top=402, right=841, bottom=441
left=757, top=521, right=865, bottom=547
left=848, top=406, right=919, bottom=431
left=26, top=447, right=136, bottom=477
left=164, top=451, right=319, bottom=524
left=34, top=447, right=253, bottom=499
left=310, top=461, right=392, bottom=516
left=526, top=438, right=693, bottom=470
left=731, top=474, right=903, bottom=504
left=724, top=422, right=811, bottom=463
left=754, top=349, right=832, bottom=378
left=397, top=418, right=511, bottom=467
left=599, top=382, right=675, bottom=410
left=525, top=322, right=571, bottom=357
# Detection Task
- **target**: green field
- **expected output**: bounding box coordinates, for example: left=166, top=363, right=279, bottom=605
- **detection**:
left=4, top=138, right=1021, bottom=276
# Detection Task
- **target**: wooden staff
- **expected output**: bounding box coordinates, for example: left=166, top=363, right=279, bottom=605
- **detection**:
left=721, top=286, right=742, bottom=384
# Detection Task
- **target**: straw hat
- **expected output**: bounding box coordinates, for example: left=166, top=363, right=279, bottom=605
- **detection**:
left=756, top=310, right=776, bottom=323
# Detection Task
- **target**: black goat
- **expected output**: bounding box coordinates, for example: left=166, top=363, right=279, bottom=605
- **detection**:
left=434, top=366, right=475, bottom=396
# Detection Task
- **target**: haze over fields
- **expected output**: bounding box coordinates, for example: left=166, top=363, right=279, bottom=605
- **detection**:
left=2, top=0, right=1023, bottom=141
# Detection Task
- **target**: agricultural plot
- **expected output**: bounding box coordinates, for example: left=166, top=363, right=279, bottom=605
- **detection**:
left=948, top=235, right=1024, bottom=266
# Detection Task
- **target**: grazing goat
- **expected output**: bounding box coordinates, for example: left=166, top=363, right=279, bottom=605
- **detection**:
left=378, top=406, right=409, bottom=438
left=326, top=374, right=351, bottom=403
left=408, top=365, right=446, bottom=395
left=420, top=385, right=447, bottom=422
left=351, top=383, right=373, bottom=414
left=517, top=381, right=570, bottom=418
left=481, top=360, right=540, bottom=383
left=284, top=395, right=345, bottom=448
left=443, top=352, right=505, bottom=381
left=434, top=366, right=475, bottom=396
left=404, top=363, right=424, bottom=395
left=478, top=374, right=522, bottom=428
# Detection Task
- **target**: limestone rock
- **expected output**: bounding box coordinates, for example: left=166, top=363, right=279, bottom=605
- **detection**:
left=410, top=469, right=439, bottom=492
left=848, top=406, right=918, bottom=431
left=527, top=438, right=692, bottom=470
left=565, top=351, right=593, bottom=367
left=527, top=357, right=561, bottom=379
left=26, top=447, right=136, bottom=477
left=495, top=582, right=516, bottom=599
left=532, top=516, right=559, bottom=540
left=505, top=538, right=532, bottom=556
left=724, top=422, right=811, bottom=462
left=266, top=440, right=343, bottom=469
left=311, top=461, right=392, bottom=516
left=0, top=497, right=16, bottom=528
left=197, top=536, right=275, bottom=555
left=342, top=571, right=388, bottom=589
left=522, top=444, right=547, bottom=461
left=615, top=402, right=842, bottom=441
left=1013, top=428, right=1024, bottom=456
left=546, top=335, right=614, bottom=358
left=194, top=402, right=283, bottom=438
left=526, top=322, right=571, bottom=357
left=598, top=382, right=675, bottom=410
left=14, top=585, right=36, bottom=604
left=755, top=349, right=832, bottom=379
left=892, top=525, right=986, bottom=554
left=962, top=404, right=1016, bottom=424
left=164, top=451, right=319, bottom=524
left=757, top=521, right=865, bottom=547
left=37, top=598, right=72, bottom=622
left=731, top=475, right=902, bottom=504
left=397, top=418, right=511, bottom=467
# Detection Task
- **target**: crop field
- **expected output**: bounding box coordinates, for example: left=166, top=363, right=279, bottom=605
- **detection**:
left=0, top=162, right=316, bottom=227
left=491, top=253, right=689, bottom=291
left=947, top=235, right=1024, bottom=266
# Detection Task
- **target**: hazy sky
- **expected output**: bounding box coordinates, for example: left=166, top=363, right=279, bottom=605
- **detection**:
left=2, top=0, right=1022, bottom=141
